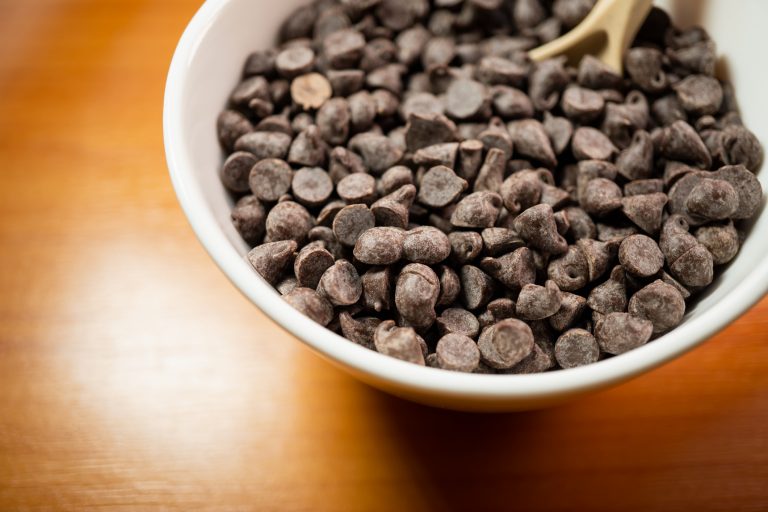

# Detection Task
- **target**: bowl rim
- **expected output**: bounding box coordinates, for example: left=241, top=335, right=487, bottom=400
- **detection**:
left=163, top=0, right=768, bottom=402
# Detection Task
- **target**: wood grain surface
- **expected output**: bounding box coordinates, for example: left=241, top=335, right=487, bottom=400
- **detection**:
left=0, top=1, right=766, bottom=511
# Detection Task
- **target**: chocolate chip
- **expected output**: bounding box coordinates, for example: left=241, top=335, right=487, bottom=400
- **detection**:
left=572, top=127, right=619, bottom=161
left=547, top=245, right=589, bottom=291
left=695, top=221, right=739, bottom=265
left=473, top=148, right=507, bottom=192
left=317, top=7, right=351, bottom=39
left=625, top=47, right=667, bottom=93
left=323, top=29, right=365, bottom=69
left=652, top=94, right=687, bottom=126
left=563, top=206, right=597, bottom=240
left=236, top=131, right=292, bottom=161
left=436, top=333, right=480, bottom=372
left=481, top=228, right=525, bottom=256
left=508, top=119, right=557, bottom=167
left=402, top=226, right=451, bottom=264
left=378, top=166, right=414, bottom=196
left=421, top=36, right=456, bottom=70
left=555, top=329, right=599, bottom=368
left=339, top=312, right=381, bottom=350
left=362, top=266, right=392, bottom=312
left=255, top=115, right=292, bottom=136
left=247, top=240, right=297, bottom=285
left=673, top=74, right=723, bottom=116
left=333, top=204, right=376, bottom=247
left=354, top=227, right=405, bottom=265
left=265, top=201, right=314, bottom=244
left=514, top=204, right=568, bottom=255
left=366, top=63, right=406, bottom=94
left=288, top=126, right=327, bottom=167
left=577, top=54, right=622, bottom=89
left=433, top=265, right=459, bottom=307
left=616, top=130, right=654, bottom=180
left=577, top=238, right=615, bottom=282
left=349, top=132, right=404, bottom=173
left=561, top=86, right=605, bottom=123
left=230, top=76, right=270, bottom=111
left=371, top=184, right=416, bottom=228
left=516, top=280, right=562, bottom=320
left=401, top=92, right=445, bottom=119
left=670, top=243, right=714, bottom=288
left=337, top=173, right=377, bottom=205
left=292, top=167, right=334, bottom=207
left=318, top=259, right=363, bottom=306
left=316, top=98, right=350, bottom=146
left=395, top=263, right=440, bottom=331
left=619, top=234, right=664, bottom=278
left=415, top=166, right=467, bottom=208
left=460, top=265, right=495, bottom=310
left=685, top=178, right=739, bottom=220
left=374, top=321, right=426, bottom=365
left=280, top=4, right=316, bottom=41
left=491, top=85, right=534, bottom=119
left=290, top=73, right=333, bottom=110
left=543, top=112, right=574, bottom=156
left=308, top=226, right=344, bottom=260
left=414, top=144, right=454, bottom=170
left=327, top=69, right=365, bottom=96
left=500, top=170, right=542, bottom=214
left=329, top=147, right=366, bottom=184
left=549, top=292, right=587, bottom=332
left=231, top=195, right=266, bottom=245
left=621, top=192, right=668, bottom=235
left=404, top=112, right=459, bottom=151
left=376, top=0, right=426, bottom=31
left=218, top=110, right=254, bottom=151
left=476, top=56, right=528, bottom=88
left=624, top=179, right=664, bottom=196
left=480, top=247, right=537, bottom=292
left=283, top=287, right=335, bottom=326
left=361, top=38, right=398, bottom=72
left=596, top=312, right=653, bottom=355
left=529, top=58, right=569, bottom=111
left=478, top=318, right=534, bottom=369
left=656, top=120, right=711, bottom=169
left=719, top=125, right=763, bottom=171
left=396, top=24, right=431, bottom=66
left=552, top=0, right=594, bottom=28
left=276, top=46, right=315, bottom=78
left=243, top=49, right=277, bottom=78
left=711, top=164, right=763, bottom=220
left=628, top=279, right=686, bottom=334
left=451, top=191, right=503, bottom=228
left=580, top=177, right=623, bottom=217
left=513, top=0, right=547, bottom=29
left=445, top=78, right=488, bottom=120
left=436, top=308, right=480, bottom=339
left=291, top=112, right=314, bottom=133
left=276, top=276, right=298, bottom=295
left=587, top=265, right=627, bottom=315
left=449, top=231, right=484, bottom=264
left=220, top=151, right=257, bottom=194
left=294, top=243, right=335, bottom=289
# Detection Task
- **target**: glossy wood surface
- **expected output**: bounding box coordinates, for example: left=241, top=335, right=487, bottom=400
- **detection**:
left=0, top=1, right=766, bottom=510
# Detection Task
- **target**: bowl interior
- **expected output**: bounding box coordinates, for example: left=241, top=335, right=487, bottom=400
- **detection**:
left=165, top=0, right=768, bottom=410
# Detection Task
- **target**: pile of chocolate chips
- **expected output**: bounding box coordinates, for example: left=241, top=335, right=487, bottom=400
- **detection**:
left=216, top=0, right=764, bottom=373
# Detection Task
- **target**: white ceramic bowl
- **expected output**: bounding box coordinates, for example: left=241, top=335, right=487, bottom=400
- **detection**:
left=164, top=0, right=768, bottom=411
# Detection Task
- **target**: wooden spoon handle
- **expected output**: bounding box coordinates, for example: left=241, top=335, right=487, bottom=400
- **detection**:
left=529, top=0, right=653, bottom=74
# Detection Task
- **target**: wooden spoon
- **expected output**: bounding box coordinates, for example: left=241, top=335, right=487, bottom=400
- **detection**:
left=529, top=0, right=654, bottom=74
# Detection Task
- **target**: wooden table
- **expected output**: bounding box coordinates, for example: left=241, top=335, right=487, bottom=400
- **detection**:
left=0, top=1, right=766, bottom=510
